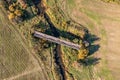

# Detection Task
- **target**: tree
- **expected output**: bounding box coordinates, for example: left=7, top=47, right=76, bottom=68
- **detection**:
left=8, top=13, right=15, bottom=20
left=9, top=5, right=15, bottom=12
left=17, top=0, right=27, bottom=9
left=14, top=9, right=23, bottom=17
left=78, top=49, right=88, bottom=60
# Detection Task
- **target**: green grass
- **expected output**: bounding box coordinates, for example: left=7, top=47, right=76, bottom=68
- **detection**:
left=68, top=66, right=95, bottom=80
left=62, top=46, right=78, bottom=64
left=98, top=27, right=114, bottom=80
left=97, top=67, right=114, bottom=80
left=68, top=66, right=84, bottom=80
left=67, top=0, right=74, bottom=4
left=80, top=8, right=101, bottom=25
left=67, top=0, right=76, bottom=9
left=86, top=22, right=95, bottom=32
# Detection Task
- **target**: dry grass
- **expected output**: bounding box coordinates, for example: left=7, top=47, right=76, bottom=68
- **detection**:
left=0, top=8, right=48, bottom=80
left=65, top=0, right=120, bottom=79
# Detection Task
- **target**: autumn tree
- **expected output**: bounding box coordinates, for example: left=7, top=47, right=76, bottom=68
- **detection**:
left=17, top=0, right=27, bottom=9
left=8, top=2, right=24, bottom=22
left=9, top=5, right=15, bottom=12
left=8, top=13, right=15, bottom=20
left=78, top=49, right=88, bottom=60
left=77, top=41, right=89, bottom=60
left=14, top=9, right=23, bottom=16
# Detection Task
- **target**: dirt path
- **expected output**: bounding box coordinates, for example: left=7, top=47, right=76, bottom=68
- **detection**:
left=3, top=68, right=42, bottom=80
left=66, top=0, right=120, bottom=79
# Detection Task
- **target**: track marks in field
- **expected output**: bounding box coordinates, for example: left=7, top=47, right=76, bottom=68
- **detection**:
left=3, top=68, right=42, bottom=80
left=0, top=8, right=48, bottom=80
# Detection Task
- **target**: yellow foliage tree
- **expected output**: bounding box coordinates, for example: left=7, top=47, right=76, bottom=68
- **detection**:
left=8, top=13, right=15, bottom=20
left=18, top=0, right=27, bottom=9
left=14, top=10, right=22, bottom=17
left=9, top=5, right=15, bottom=12
left=12, top=2, right=17, bottom=7
left=78, top=49, right=88, bottom=60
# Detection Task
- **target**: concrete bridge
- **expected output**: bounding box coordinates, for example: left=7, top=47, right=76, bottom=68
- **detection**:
left=34, top=31, right=81, bottom=50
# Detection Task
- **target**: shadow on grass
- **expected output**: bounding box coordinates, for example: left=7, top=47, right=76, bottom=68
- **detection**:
left=85, top=33, right=100, bottom=56
left=78, top=57, right=101, bottom=66
left=45, top=28, right=83, bottom=41
left=85, top=33, right=100, bottom=44
left=88, top=44, right=100, bottom=56
left=78, top=33, right=101, bottom=66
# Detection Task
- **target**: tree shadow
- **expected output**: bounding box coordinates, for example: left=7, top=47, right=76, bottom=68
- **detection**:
left=22, top=0, right=42, bottom=20
left=46, top=28, right=82, bottom=41
left=84, top=33, right=100, bottom=56
left=88, top=44, right=100, bottom=56
left=85, top=33, right=100, bottom=44
left=32, top=0, right=41, bottom=5
left=78, top=57, right=101, bottom=66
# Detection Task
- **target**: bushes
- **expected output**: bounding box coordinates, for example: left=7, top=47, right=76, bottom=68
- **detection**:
left=8, top=13, right=15, bottom=20
left=14, top=10, right=23, bottom=16
left=9, top=4, right=15, bottom=12
left=77, top=42, right=89, bottom=60
left=8, top=2, right=24, bottom=23
left=1, top=0, right=29, bottom=22
left=17, top=0, right=27, bottom=9
left=78, top=49, right=88, bottom=60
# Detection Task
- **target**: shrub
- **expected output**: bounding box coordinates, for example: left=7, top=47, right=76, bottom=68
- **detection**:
left=78, top=49, right=88, bottom=60
left=9, top=5, right=15, bottom=12
left=14, top=9, right=23, bottom=16
left=8, top=13, right=15, bottom=20
left=8, top=3, right=24, bottom=22
left=18, top=0, right=27, bottom=9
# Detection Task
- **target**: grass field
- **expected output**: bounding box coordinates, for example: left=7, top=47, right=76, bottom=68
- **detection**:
left=65, top=0, right=120, bottom=80
left=0, top=7, right=49, bottom=80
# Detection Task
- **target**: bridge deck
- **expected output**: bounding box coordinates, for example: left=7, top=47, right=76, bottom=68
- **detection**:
left=34, top=31, right=81, bottom=50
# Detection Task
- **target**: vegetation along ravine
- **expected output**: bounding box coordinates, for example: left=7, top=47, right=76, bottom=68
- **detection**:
left=44, top=12, right=67, bottom=80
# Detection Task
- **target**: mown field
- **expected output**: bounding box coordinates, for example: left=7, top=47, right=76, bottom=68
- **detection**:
left=0, top=7, right=48, bottom=80
left=64, top=0, right=120, bottom=80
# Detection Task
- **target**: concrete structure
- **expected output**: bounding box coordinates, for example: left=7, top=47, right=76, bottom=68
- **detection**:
left=34, top=31, right=81, bottom=50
